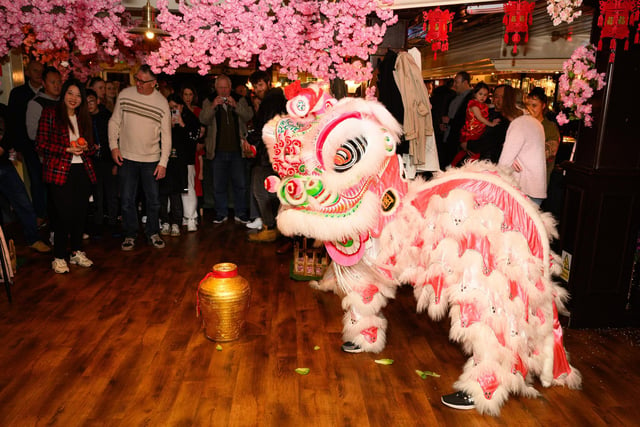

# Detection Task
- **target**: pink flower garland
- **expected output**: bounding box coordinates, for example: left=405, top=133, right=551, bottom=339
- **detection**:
left=546, top=0, right=582, bottom=26
left=1, top=0, right=397, bottom=83
left=0, top=0, right=133, bottom=77
left=556, top=44, right=606, bottom=128
left=148, top=0, right=397, bottom=82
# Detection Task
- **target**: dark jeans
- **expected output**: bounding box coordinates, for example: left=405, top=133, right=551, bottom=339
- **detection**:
left=93, top=161, right=119, bottom=227
left=251, top=164, right=279, bottom=228
left=22, top=148, right=47, bottom=218
left=49, top=165, right=91, bottom=259
left=0, top=162, right=40, bottom=245
left=212, top=151, right=248, bottom=219
left=160, top=192, right=183, bottom=226
left=119, top=159, right=160, bottom=239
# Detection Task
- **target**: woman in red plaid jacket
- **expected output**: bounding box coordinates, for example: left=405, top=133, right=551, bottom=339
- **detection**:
left=36, top=78, right=97, bottom=274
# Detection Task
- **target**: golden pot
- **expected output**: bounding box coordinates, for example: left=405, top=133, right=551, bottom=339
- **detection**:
left=198, top=263, right=251, bottom=342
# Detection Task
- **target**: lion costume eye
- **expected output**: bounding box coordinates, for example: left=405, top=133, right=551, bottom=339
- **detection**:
left=334, top=136, right=367, bottom=172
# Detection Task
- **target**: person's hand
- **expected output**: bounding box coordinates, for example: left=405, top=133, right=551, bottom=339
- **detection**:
left=491, top=118, right=501, bottom=126
left=67, top=146, right=84, bottom=156
left=213, top=96, right=227, bottom=107
left=111, top=148, right=123, bottom=166
left=111, top=165, right=118, bottom=176
left=512, top=159, right=523, bottom=172
left=460, top=142, right=468, bottom=151
left=241, top=139, right=256, bottom=158
left=154, top=164, right=167, bottom=180
left=442, top=116, right=450, bottom=124
left=225, top=96, right=237, bottom=108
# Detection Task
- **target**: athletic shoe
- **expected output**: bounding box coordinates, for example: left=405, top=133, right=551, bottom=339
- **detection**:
left=341, top=341, right=363, bottom=354
left=70, top=250, right=93, bottom=268
left=187, top=219, right=198, bottom=232
left=141, top=215, right=147, bottom=224
left=170, top=224, right=181, bottom=236
left=149, top=234, right=165, bottom=249
left=213, top=216, right=226, bottom=224
left=30, top=240, right=51, bottom=253
left=121, top=237, right=135, bottom=251
left=246, top=217, right=263, bottom=230
left=234, top=216, right=249, bottom=224
left=160, top=223, right=171, bottom=235
left=182, top=218, right=188, bottom=226
left=52, top=258, right=69, bottom=274
left=441, top=391, right=475, bottom=410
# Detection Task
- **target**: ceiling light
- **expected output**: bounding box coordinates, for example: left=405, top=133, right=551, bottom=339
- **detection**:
left=127, top=0, right=169, bottom=40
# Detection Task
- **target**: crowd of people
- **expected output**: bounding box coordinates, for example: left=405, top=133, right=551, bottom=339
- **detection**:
left=0, top=61, right=290, bottom=274
left=1, top=60, right=561, bottom=274
left=431, top=71, right=561, bottom=206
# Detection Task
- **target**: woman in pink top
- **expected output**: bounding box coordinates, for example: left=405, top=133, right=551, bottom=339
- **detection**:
left=498, top=88, right=547, bottom=205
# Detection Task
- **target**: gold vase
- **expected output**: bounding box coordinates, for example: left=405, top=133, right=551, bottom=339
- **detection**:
left=198, top=263, right=251, bottom=342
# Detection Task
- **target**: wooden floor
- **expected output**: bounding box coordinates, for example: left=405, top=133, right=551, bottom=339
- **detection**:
left=1, top=218, right=639, bottom=427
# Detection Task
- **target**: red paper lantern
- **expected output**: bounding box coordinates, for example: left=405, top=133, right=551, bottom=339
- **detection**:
left=597, top=0, right=638, bottom=62
left=503, top=1, right=535, bottom=54
left=422, top=8, right=455, bottom=60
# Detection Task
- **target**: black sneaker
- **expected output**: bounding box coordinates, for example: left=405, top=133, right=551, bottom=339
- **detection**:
left=234, top=216, right=249, bottom=224
left=441, top=391, right=475, bottom=410
left=341, top=341, right=363, bottom=354
left=213, top=216, right=226, bottom=224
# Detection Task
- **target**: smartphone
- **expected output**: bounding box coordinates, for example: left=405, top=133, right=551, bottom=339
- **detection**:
left=171, top=109, right=180, bottom=124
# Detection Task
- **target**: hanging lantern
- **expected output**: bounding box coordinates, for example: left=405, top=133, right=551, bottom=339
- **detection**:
left=422, top=8, right=455, bottom=60
left=503, top=1, right=535, bottom=54
left=597, top=0, right=638, bottom=63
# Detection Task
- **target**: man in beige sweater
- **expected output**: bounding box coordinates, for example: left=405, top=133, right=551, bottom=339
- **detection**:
left=109, top=64, right=172, bottom=251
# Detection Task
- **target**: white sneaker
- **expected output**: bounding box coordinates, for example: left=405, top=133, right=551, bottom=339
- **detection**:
left=246, top=217, right=263, bottom=230
left=182, top=218, right=188, bottom=226
left=70, top=250, right=93, bottom=268
left=141, top=215, right=147, bottom=224
left=160, top=223, right=171, bottom=235
left=170, top=224, right=181, bottom=236
left=187, top=219, right=198, bottom=232
left=52, top=258, right=69, bottom=274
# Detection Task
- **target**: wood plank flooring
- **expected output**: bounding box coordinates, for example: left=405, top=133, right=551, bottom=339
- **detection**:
left=1, top=218, right=639, bottom=426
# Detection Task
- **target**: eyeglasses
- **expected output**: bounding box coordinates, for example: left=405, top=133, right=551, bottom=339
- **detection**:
left=135, top=76, right=156, bottom=84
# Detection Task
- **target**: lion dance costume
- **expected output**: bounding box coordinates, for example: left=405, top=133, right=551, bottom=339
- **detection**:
left=262, top=83, right=581, bottom=415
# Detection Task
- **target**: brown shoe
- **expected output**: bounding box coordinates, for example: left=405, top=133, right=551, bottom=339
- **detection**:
left=248, top=226, right=277, bottom=243
left=30, top=240, right=52, bottom=253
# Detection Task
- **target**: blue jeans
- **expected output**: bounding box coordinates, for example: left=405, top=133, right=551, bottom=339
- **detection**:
left=118, top=159, right=160, bottom=238
left=212, top=151, right=248, bottom=219
left=0, top=162, right=40, bottom=244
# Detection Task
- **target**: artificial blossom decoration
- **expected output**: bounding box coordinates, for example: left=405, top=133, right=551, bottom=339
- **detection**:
left=0, top=0, right=133, bottom=59
left=546, top=0, right=583, bottom=26
left=556, top=44, right=606, bottom=127
left=148, top=0, right=397, bottom=82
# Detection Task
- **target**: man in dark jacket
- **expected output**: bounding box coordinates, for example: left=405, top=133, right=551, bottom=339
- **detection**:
left=441, top=71, right=473, bottom=168
left=245, top=70, right=287, bottom=242
left=86, top=89, right=118, bottom=237
left=0, top=104, right=50, bottom=253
